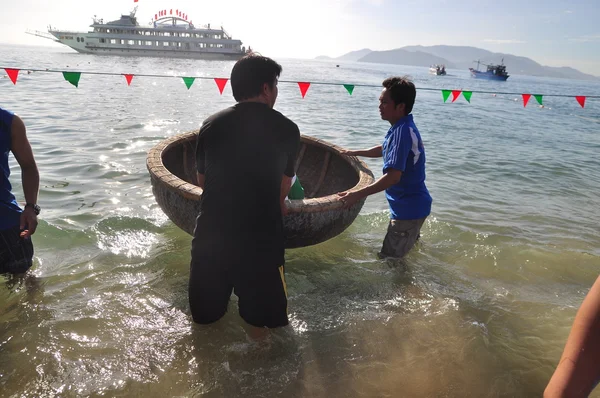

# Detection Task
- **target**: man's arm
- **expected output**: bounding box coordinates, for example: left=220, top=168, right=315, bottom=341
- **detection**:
left=10, top=115, right=39, bottom=236
left=544, top=276, right=600, bottom=398
left=340, top=145, right=382, bottom=158
left=196, top=173, right=205, bottom=189
left=338, top=169, right=402, bottom=207
left=338, top=126, right=409, bottom=207
left=281, top=124, right=301, bottom=215
left=195, top=122, right=207, bottom=189
left=280, top=175, right=293, bottom=214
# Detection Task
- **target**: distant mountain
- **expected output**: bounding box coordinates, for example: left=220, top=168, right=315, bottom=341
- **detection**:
left=316, top=48, right=373, bottom=62
left=401, top=45, right=494, bottom=66
left=540, top=66, right=598, bottom=81
left=316, top=45, right=598, bottom=81
left=359, top=49, right=455, bottom=69
left=337, top=48, right=372, bottom=61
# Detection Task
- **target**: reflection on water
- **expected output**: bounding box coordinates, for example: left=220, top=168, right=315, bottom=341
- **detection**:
left=2, top=217, right=595, bottom=397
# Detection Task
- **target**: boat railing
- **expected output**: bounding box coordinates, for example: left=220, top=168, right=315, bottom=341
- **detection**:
left=221, top=27, right=232, bottom=39
left=25, top=29, right=59, bottom=42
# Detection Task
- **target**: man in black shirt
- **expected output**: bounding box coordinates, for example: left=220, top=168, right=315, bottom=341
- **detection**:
left=190, top=54, right=300, bottom=337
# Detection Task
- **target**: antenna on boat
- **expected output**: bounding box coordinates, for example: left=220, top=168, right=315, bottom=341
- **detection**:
left=130, top=5, right=138, bottom=18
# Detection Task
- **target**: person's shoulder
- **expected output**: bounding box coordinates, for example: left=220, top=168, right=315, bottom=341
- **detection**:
left=391, top=121, right=410, bottom=137
left=203, top=106, right=235, bottom=125
left=10, top=113, right=25, bottom=134
left=0, top=107, right=14, bottom=118
left=399, top=116, right=420, bottom=134
left=0, top=107, right=15, bottom=128
left=271, top=109, right=300, bottom=134
left=8, top=114, right=28, bottom=151
left=407, top=117, right=421, bottom=136
left=199, top=106, right=235, bottom=133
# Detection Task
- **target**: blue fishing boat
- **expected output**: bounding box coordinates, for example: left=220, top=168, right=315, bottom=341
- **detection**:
left=469, top=59, right=509, bottom=81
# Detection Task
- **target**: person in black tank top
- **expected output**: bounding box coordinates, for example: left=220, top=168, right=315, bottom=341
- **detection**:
left=189, top=54, right=300, bottom=338
left=0, top=107, right=40, bottom=275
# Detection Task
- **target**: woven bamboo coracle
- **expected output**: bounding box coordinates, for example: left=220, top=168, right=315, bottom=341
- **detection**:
left=146, top=130, right=375, bottom=248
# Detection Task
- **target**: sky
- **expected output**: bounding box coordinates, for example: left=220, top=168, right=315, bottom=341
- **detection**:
left=1, top=0, right=599, bottom=75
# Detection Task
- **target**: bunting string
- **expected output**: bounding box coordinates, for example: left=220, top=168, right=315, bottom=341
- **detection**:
left=2, top=67, right=599, bottom=108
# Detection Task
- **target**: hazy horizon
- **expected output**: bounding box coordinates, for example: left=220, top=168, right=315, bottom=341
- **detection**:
left=2, top=0, right=599, bottom=75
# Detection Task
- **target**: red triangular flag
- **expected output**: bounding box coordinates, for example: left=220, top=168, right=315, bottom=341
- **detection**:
left=298, top=82, right=310, bottom=98
left=451, top=90, right=461, bottom=102
left=575, top=96, right=586, bottom=108
left=5, top=68, right=19, bottom=85
left=123, top=74, right=134, bottom=86
left=522, top=94, right=531, bottom=107
left=214, top=78, right=228, bottom=94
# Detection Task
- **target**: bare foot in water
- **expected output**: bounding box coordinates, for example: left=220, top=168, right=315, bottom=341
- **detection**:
left=244, top=324, right=270, bottom=341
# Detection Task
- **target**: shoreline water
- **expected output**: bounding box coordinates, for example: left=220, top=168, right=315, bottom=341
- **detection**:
left=1, top=45, right=599, bottom=397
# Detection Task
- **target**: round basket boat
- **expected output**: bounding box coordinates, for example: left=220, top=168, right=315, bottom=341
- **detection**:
left=146, top=130, right=375, bottom=248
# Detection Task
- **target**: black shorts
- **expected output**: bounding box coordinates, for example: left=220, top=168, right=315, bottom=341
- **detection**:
left=0, top=225, right=34, bottom=274
left=188, top=256, right=288, bottom=328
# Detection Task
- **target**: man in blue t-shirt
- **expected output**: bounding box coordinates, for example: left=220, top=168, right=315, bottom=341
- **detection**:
left=337, top=76, right=432, bottom=258
left=0, top=106, right=40, bottom=274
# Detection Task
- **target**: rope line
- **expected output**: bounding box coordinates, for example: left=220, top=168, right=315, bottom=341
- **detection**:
left=3, top=67, right=600, bottom=98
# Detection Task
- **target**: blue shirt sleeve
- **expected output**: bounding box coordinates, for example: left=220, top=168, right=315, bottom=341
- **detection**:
left=383, top=125, right=411, bottom=173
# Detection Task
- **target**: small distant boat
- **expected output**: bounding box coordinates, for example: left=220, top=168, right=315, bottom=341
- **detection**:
left=469, top=59, right=510, bottom=81
left=429, top=64, right=446, bottom=76
left=146, top=131, right=375, bottom=248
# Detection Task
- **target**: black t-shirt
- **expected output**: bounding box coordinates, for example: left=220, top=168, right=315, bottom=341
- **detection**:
left=194, top=101, right=300, bottom=267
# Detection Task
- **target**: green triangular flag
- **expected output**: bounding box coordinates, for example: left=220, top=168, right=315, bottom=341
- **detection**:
left=534, top=94, right=543, bottom=105
left=182, top=77, right=195, bottom=89
left=442, top=90, right=451, bottom=103
left=62, top=72, right=81, bottom=87
left=462, top=91, right=473, bottom=103
left=343, top=84, right=355, bottom=95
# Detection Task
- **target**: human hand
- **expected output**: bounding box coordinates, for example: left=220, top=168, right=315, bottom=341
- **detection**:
left=337, top=191, right=363, bottom=208
left=20, top=207, right=38, bottom=238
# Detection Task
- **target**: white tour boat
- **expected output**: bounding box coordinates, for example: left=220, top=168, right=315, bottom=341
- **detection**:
left=28, top=6, right=251, bottom=60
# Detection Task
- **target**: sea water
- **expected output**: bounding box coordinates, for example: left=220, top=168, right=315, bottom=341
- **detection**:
left=1, top=44, right=599, bottom=397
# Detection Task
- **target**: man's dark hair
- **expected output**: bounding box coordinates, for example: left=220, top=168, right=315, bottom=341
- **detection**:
left=382, top=76, right=416, bottom=114
left=230, top=54, right=282, bottom=102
